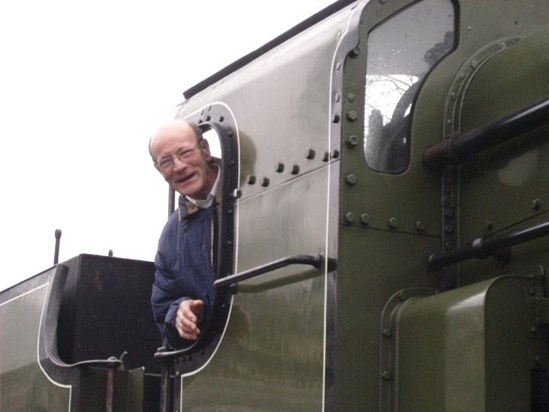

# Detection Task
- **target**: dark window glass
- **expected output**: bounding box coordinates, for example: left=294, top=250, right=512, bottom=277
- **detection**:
left=364, top=0, right=455, bottom=173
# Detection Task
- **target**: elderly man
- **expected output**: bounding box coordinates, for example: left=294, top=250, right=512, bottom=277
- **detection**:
left=149, top=119, right=221, bottom=348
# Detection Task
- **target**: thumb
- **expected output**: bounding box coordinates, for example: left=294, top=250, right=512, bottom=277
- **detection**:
left=192, top=300, right=204, bottom=316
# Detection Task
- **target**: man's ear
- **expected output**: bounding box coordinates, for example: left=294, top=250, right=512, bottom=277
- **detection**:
left=200, top=139, right=212, bottom=160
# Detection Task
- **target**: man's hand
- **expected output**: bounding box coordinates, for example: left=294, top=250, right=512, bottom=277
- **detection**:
left=176, top=299, right=204, bottom=341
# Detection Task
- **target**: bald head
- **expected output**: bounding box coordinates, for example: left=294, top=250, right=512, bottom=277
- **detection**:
left=149, top=119, right=203, bottom=162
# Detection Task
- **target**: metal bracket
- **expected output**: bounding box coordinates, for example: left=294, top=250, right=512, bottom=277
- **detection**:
left=379, top=288, right=436, bottom=412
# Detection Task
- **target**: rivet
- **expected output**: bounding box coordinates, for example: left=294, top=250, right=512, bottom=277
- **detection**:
left=344, top=212, right=356, bottom=224
left=275, top=162, right=285, bottom=173
left=247, top=175, right=256, bottom=185
left=232, top=189, right=242, bottom=199
left=346, top=135, right=359, bottom=147
left=347, top=93, right=356, bottom=102
left=261, top=177, right=270, bottom=187
left=445, top=241, right=454, bottom=250
left=305, top=149, right=316, bottom=160
left=345, top=173, right=357, bottom=185
left=532, top=198, right=542, bottom=211
left=486, top=220, right=494, bottom=232
left=323, top=151, right=330, bottom=162
left=382, top=328, right=392, bottom=338
left=388, top=217, right=398, bottom=229
left=444, top=224, right=454, bottom=233
left=416, top=221, right=425, bottom=232
left=360, top=213, right=370, bottom=225
left=346, top=110, right=358, bottom=121
left=336, top=62, right=342, bottom=71
left=381, top=371, right=392, bottom=381
left=332, top=149, right=340, bottom=159
left=332, top=114, right=340, bottom=123
left=334, top=93, right=341, bottom=102
left=291, top=165, right=300, bottom=175
left=219, top=116, right=224, bottom=122
left=398, top=290, right=408, bottom=301
left=350, top=47, right=360, bottom=57
left=444, top=208, right=454, bottom=218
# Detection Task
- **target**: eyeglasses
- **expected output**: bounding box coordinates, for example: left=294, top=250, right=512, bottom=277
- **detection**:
left=155, top=141, right=201, bottom=173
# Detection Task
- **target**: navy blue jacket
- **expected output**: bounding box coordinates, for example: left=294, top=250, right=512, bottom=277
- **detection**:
left=151, top=195, right=217, bottom=348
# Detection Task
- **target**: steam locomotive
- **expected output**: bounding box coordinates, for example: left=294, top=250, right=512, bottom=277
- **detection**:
left=2, top=0, right=549, bottom=410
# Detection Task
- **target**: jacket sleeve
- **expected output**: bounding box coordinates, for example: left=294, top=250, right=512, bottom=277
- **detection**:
left=151, top=221, right=192, bottom=348
left=150, top=212, right=189, bottom=347
left=151, top=271, right=191, bottom=348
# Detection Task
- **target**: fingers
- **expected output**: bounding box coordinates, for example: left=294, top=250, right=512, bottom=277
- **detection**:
left=175, top=299, right=204, bottom=341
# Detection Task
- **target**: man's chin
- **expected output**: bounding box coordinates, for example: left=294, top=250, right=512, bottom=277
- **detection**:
left=175, top=183, right=200, bottom=197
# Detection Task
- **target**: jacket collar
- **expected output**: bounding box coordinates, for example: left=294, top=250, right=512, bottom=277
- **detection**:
left=177, top=157, right=222, bottom=221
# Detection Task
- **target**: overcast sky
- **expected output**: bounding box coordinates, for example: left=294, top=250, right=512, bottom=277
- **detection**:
left=0, top=0, right=334, bottom=291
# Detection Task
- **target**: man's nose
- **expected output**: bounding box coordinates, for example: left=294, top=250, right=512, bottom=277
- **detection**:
left=172, top=156, right=187, bottom=171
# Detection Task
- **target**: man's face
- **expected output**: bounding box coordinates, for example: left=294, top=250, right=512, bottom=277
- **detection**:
left=151, top=122, right=215, bottom=199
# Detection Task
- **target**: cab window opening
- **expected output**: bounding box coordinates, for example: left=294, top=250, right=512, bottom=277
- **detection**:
left=363, top=0, right=455, bottom=173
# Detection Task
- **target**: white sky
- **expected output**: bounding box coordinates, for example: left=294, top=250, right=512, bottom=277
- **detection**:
left=0, top=0, right=334, bottom=291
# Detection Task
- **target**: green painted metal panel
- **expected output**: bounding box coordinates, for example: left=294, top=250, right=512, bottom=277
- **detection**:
left=0, top=277, right=72, bottom=411
left=340, top=0, right=451, bottom=238
left=335, top=226, right=440, bottom=411
left=178, top=4, right=355, bottom=201
left=179, top=168, right=331, bottom=410
left=458, top=27, right=549, bottom=246
left=394, top=276, right=546, bottom=411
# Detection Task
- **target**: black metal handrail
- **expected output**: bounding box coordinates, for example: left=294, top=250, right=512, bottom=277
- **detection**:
left=214, top=254, right=335, bottom=288
left=424, top=98, right=549, bottom=171
left=154, top=254, right=335, bottom=362
left=428, top=221, right=549, bottom=270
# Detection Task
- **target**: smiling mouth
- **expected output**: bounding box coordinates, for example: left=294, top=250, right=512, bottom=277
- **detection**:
left=176, top=172, right=197, bottom=185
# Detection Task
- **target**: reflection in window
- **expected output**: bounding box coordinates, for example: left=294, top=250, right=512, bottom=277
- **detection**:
left=364, top=0, right=454, bottom=173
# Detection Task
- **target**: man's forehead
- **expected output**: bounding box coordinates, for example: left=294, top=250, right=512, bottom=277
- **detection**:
left=160, top=120, right=196, bottom=139
left=151, top=121, right=197, bottom=152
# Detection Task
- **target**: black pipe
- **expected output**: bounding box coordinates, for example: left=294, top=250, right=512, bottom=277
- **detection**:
left=428, top=221, right=549, bottom=270
left=168, top=187, right=175, bottom=216
left=424, top=98, right=549, bottom=171
left=54, top=229, right=62, bottom=264
left=158, top=350, right=172, bottom=412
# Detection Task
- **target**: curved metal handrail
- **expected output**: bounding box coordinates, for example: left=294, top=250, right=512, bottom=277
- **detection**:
left=214, top=254, right=334, bottom=288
